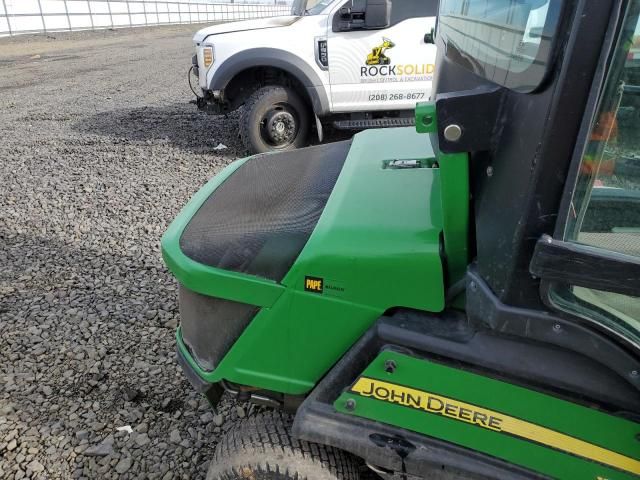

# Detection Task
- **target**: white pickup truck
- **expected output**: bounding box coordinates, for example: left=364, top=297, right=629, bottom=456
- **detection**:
left=190, top=0, right=439, bottom=153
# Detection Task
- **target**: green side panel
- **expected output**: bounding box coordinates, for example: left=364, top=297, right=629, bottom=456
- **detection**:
left=336, top=351, right=640, bottom=480
left=438, top=151, right=470, bottom=282
left=282, top=127, right=446, bottom=313
left=161, top=157, right=285, bottom=308
left=438, top=153, right=469, bottom=284
left=170, top=127, right=457, bottom=394
left=165, top=124, right=470, bottom=394
left=177, top=291, right=380, bottom=393
left=416, top=101, right=469, bottom=283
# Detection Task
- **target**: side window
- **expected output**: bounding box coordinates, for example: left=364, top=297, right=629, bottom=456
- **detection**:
left=390, top=0, right=439, bottom=24
left=437, top=0, right=561, bottom=92
left=551, top=7, right=640, bottom=343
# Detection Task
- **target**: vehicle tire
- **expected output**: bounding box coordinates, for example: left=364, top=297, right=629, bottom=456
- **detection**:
left=207, top=410, right=360, bottom=480
left=239, top=86, right=311, bottom=154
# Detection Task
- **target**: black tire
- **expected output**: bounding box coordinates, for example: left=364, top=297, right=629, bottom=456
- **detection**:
left=239, top=86, right=311, bottom=154
left=207, top=410, right=360, bottom=480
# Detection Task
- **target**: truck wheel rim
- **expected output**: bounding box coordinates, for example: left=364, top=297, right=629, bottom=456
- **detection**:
left=261, top=106, right=298, bottom=148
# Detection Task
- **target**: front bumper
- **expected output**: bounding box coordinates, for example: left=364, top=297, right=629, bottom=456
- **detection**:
left=194, top=88, right=226, bottom=113
left=190, top=54, right=225, bottom=112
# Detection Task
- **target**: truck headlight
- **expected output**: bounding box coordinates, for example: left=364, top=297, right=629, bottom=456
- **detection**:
left=202, top=46, right=214, bottom=68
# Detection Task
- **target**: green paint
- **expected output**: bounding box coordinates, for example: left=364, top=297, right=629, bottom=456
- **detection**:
left=438, top=151, right=469, bottom=282
left=415, top=102, right=438, bottom=134
left=282, top=127, right=445, bottom=313
left=415, top=101, right=469, bottom=282
left=164, top=124, right=470, bottom=394
left=336, top=351, right=640, bottom=480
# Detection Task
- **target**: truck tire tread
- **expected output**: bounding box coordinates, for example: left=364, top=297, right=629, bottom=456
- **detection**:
left=239, top=86, right=310, bottom=154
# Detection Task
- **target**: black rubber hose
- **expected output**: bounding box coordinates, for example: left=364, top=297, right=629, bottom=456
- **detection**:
left=188, top=66, right=204, bottom=99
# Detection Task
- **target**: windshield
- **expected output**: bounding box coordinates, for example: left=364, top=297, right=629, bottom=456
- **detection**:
left=291, top=0, right=336, bottom=16
left=438, top=0, right=561, bottom=92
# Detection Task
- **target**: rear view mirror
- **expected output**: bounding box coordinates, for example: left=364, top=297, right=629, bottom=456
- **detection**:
left=364, top=0, right=391, bottom=29
left=338, top=0, right=391, bottom=31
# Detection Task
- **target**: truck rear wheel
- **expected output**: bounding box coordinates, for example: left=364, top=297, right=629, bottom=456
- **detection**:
left=207, top=410, right=360, bottom=480
left=240, top=86, right=311, bottom=154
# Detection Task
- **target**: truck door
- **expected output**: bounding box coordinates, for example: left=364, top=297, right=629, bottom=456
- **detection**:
left=326, top=0, right=438, bottom=112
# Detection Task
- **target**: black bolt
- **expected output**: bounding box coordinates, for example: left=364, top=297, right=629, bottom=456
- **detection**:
left=345, top=399, right=356, bottom=411
left=384, top=359, right=397, bottom=374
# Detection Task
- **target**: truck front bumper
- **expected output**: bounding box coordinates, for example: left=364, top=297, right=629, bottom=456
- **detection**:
left=196, top=86, right=228, bottom=114
left=190, top=55, right=226, bottom=113
left=194, top=88, right=226, bottom=113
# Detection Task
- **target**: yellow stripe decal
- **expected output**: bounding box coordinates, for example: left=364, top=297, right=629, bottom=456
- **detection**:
left=351, top=377, right=640, bottom=476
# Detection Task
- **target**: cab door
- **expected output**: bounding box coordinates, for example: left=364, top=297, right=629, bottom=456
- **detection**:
left=327, top=0, right=438, bottom=112
left=532, top=5, right=640, bottom=345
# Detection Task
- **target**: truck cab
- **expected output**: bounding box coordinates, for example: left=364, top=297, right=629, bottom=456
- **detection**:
left=190, top=0, right=438, bottom=153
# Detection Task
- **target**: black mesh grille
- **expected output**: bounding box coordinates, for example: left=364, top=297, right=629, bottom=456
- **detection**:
left=180, top=141, right=351, bottom=281
left=179, top=285, right=258, bottom=371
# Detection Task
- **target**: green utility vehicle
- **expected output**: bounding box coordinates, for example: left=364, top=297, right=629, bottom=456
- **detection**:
left=162, top=0, right=640, bottom=478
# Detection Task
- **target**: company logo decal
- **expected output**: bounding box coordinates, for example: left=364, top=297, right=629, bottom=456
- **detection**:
left=352, top=377, right=503, bottom=431
left=366, top=37, right=395, bottom=65
left=304, top=276, right=323, bottom=293
left=360, top=37, right=435, bottom=83
left=349, top=377, right=640, bottom=476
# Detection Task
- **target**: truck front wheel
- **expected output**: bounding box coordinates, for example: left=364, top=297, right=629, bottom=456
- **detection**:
left=207, top=410, right=360, bottom=480
left=240, top=86, right=311, bottom=154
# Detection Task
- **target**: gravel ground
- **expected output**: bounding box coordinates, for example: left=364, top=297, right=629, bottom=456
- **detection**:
left=0, top=25, right=258, bottom=480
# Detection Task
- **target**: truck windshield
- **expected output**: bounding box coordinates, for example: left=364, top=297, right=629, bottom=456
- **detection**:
left=291, top=0, right=336, bottom=16
left=438, top=0, right=562, bottom=92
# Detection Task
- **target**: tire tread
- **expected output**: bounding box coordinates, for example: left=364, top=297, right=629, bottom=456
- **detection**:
left=209, top=410, right=359, bottom=480
left=238, top=86, right=310, bottom=154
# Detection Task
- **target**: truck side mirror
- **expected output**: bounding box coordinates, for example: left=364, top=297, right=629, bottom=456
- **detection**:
left=364, top=0, right=391, bottom=29
left=337, top=0, right=391, bottom=31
